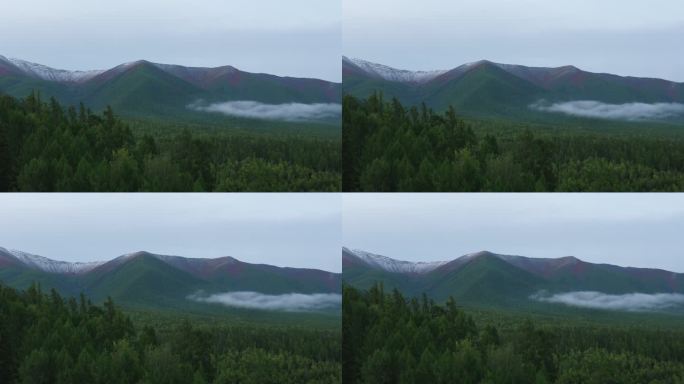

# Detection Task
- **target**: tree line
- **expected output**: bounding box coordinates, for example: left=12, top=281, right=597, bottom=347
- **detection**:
left=343, top=284, right=684, bottom=383
left=343, top=93, right=684, bottom=191
left=0, top=282, right=341, bottom=383
left=0, top=92, right=340, bottom=192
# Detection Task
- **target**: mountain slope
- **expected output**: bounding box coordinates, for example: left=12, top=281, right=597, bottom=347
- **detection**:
left=0, top=55, right=342, bottom=123
left=0, top=248, right=342, bottom=313
left=0, top=247, right=103, bottom=273
left=344, top=57, right=447, bottom=84
left=0, top=54, right=103, bottom=82
left=343, top=248, right=684, bottom=312
left=83, top=253, right=208, bottom=307
left=343, top=57, right=684, bottom=122
left=424, top=252, right=547, bottom=306
left=341, top=247, right=428, bottom=294
left=422, top=61, right=546, bottom=115
left=81, top=61, right=206, bottom=117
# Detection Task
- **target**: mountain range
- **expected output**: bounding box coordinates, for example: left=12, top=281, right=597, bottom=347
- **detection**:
left=343, top=247, right=684, bottom=312
left=343, top=57, right=684, bottom=122
left=0, top=55, right=341, bottom=122
left=0, top=247, right=341, bottom=313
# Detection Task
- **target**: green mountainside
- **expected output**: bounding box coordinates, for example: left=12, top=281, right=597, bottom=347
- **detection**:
left=0, top=248, right=341, bottom=317
left=0, top=56, right=341, bottom=124
left=342, top=248, right=684, bottom=314
left=343, top=57, right=684, bottom=123
left=423, top=253, right=546, bottom=306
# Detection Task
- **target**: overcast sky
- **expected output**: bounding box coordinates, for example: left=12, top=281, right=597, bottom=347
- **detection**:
left=0, top=0, right=341, bottom=82
left=0, top=194, right=341, bottom=272
left=344, top=194, right=684, bottom=273
left=344, top=0, right=684, bottom=82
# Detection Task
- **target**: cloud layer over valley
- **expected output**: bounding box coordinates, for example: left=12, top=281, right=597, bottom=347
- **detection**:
left=531, top=100, right=684, bottom=121
left=188, top=291, right=342, bottom=312
left=189, top=100, right=341, bottom=122
left=531, top=291, right=684, bottom=312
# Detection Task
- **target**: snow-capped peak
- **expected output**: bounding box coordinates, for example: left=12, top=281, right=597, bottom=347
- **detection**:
left=0, top=247, right=104, bottom=274
left=346, top=57, right=447, bottom=84
left=347, top=248, right=448, bottom=274
left=2, top=57, right=104, bottom=83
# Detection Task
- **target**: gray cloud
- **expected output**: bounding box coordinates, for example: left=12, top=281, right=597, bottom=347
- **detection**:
left=189, top=100, right=341, bottom=122
left=188, top=291, right=341, bottom=312
left=531, top=100, right=684, bottom=121
left=531, top=291, right=684, bottom=312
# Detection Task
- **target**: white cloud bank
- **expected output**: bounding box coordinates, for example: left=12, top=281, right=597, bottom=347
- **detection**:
left=531, top=291, right=684, bottom=312
left=188, top=291, right=341, bottom=312
left=531, top=100, right=684, bottom=121
left=189, top=100, right=341, bottom=122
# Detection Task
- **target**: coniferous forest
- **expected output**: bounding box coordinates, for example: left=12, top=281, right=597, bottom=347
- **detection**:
left=0, top=282, right=341, bottom=384
left=343, top=284, right=684, bottom=384
left=0, top=93, right=341, bottom=192
left=343, top=94, right=684, bottom=192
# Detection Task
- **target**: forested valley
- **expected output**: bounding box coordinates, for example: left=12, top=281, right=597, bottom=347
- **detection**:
left=0, top=92, right=340, bottom=192
left=343, top=284, right=684, bottom=384
left=0, top=282, right=341, bottom=384
left=343, top=94, right=684, bottom=192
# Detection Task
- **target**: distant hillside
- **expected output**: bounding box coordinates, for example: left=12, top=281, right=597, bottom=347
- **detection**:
left=0, top=55, right=341, bottom=123
left=0, top=247, right=341, bottom=313
left=343, top=57, right=684, bottom=122
left=343, top=247, right=684, bottom=312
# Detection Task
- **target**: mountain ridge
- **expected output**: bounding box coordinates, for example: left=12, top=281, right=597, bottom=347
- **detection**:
left=343, top=56, right=448, bottom=84
left=0, top=246, right=341, bottom=313
left=343, top=247, right=684, bottom=311
left=0, top=246, right=338, bottom=275
left=343, top=246, right=683, bottom=279
left=344, top=57, right=684, bottom=87
left=0, top=55, right=342, bottom=123
left=342, top=57, right=684, bottom=122
left=0, top=55, right=337, bottom=85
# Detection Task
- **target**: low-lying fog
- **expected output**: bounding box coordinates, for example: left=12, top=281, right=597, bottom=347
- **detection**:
left=188, top=291, right=342, bottom=312
left=189, top=100, right=341, bottom=122
left=531, top=100, right=684, bottom=121
left=531, top=290, right=684, bottom=312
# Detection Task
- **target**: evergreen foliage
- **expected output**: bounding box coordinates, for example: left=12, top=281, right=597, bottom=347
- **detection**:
left=343, top=93, right=684, bottom=191
left=0, top=282, right=341, bottom=383
left=343, top=284, right=684, bottom=384
left=0, top=92, right=340, bottom=191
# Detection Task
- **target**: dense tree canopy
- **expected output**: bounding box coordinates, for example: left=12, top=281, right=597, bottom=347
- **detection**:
left=0, top=282, right=341, bottom=383
left=0, top=92, right=340, bottom=191
left=343, top=93, right=684, bottom=191
left=343, top=284, right=684, bottom=384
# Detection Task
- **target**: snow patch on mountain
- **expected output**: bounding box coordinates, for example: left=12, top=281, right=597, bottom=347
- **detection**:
left=345, top=57, right=447, bottom=84
left=344, top=57, right=591, bottom=86
left=0, top=247, right=104, bottom=274
left=2, top=57, right=104, bottom=82
left=347, top=248, right=544, bottom=274
left=347, top=248, right=448, bottom=274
